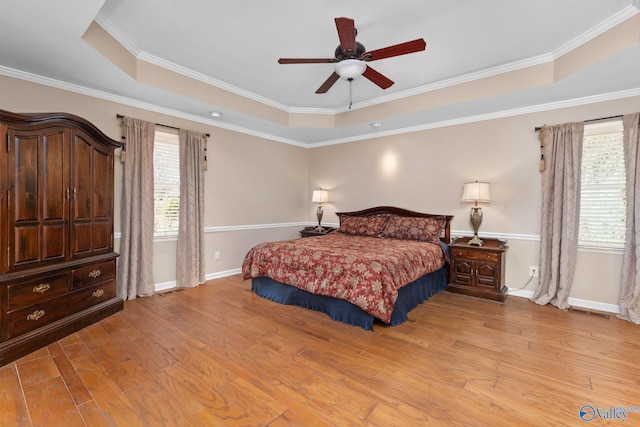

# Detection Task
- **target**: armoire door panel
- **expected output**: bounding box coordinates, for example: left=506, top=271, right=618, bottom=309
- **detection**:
left=72, top=134, right=92, bottom=221
left=41, top=132, right=68, bottom=221
left=13, top=226, right=39, bottom=266
left=73, top=222, right=92, bottom=255
left=8, top=128, right=69, bottom=270
left=92, top=149, right=111, bottom=219
left=10, top=134, right=39, bottom=222
left=70, top=131, right=113, bottom=257
left=42, top=225, right=66, bottom=261
left=92, top=221, right=111, bottom=251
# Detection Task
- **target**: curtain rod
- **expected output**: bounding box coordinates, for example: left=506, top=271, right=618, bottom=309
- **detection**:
left=116, top=114, right=210, bottom=137
left=534, top=114, right=622, bottom=131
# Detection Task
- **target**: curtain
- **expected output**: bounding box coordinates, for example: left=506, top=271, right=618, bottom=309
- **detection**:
left=117, top=118, right=155, bottom=300
left=176, top=129, right=206, bottom=288
left=619, top=113, right=640, bottom=324
left=531, top=122, right=584, bottom=309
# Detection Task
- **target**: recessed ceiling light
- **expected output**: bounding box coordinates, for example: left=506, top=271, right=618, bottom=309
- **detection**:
left=210, top=111, right=222, bottom=117
left=371, top=122, right=383, bottom=129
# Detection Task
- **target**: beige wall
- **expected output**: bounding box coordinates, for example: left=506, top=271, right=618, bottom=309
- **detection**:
left=0, top=75, right=309, bottom=287
left=2, top=73, right=638, bottom=310
left=309, top=95, right=640, bottom=309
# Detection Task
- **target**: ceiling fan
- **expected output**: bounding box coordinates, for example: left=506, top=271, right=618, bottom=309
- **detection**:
left=278, top=17, right=426, bottom=94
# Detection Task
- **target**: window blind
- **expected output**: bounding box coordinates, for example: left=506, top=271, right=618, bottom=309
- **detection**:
left=579, top=123, right=626, bottom=248
left=153, top=130, right=180, bottom=235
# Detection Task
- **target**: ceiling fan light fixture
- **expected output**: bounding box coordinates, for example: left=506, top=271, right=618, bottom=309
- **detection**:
left=335, top=59, right=366, bottom=80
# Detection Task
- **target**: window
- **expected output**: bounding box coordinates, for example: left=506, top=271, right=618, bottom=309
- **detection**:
left=153, top=129, right=180, bottom=236
left=578, top=121, right=626, bottom=249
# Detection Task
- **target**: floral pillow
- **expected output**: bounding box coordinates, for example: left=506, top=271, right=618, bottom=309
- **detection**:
left=380, top=215, right=446, bottom=243
left=338, top=215, right=388, bottom=237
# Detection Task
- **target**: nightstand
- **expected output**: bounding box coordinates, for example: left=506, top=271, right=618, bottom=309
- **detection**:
left=447, top=236, right=508, bottom=301
left=299, top=226, right=336, bottom=238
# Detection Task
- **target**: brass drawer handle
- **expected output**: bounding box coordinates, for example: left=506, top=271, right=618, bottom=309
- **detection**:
left=27, top=309, right=46, bottom=321
left=32, top=283, right=51, bottom=294
left=88, top=269, right=102, bottom=279
left=92, top=289, right=105, bottom=298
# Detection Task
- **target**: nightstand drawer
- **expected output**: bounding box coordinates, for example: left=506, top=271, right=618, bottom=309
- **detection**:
left=451, top=248, right=499, bottom=262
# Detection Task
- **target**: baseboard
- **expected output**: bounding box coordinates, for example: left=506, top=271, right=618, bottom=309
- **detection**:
left=206, top=268, right=242, bottom=280
left=508, top=289, right=621, bottom=314
left=154, top=268, right=242, bottom=293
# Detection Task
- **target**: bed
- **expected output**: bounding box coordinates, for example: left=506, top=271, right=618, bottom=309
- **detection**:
left=241, top=206, right=453, bottom=330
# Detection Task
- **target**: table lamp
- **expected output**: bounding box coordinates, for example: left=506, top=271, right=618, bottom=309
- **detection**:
left=311, top=190, right=330, bottom=232
left=461, top=181, right=491, bottom=246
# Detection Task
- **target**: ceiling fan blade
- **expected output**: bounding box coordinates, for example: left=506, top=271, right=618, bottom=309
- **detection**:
left=315, top=72, right=340, bottom=94
left=278, top=58, right=338, bottom=64
left=362, top=38, right=426, bottom=61
left=335, top=17, right=356, bottom=56
left=363, top=66, right=394, bottom=89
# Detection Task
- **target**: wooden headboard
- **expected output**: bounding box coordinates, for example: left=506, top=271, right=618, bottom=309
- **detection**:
left=335, top=206, right=453, bottom=244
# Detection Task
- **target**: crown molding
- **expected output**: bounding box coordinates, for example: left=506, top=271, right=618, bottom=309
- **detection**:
left=3, top=64, right=640, bottom=149
left=0, top=65, right=308, bottom=148
left=94, top=13, right=141, bottom=56
left=309, top=87, right=640, bottom=147
left=553, top=5, right=639, bottom=58
left=94, top=8, right=640, bottom=117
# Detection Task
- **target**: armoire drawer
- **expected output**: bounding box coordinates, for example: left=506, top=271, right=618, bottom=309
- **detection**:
left=6, top=281, right=117, bottom=339
left=7, top=273, right=70, bottom=311
left=72, top=261, right=115, bottom=289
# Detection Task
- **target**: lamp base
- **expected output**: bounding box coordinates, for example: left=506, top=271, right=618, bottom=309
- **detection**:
left=468, top=234, right=484, bottom=246
left=315, top=205, right=324, bottom=233
left=469, top=206, right=484, bottom=246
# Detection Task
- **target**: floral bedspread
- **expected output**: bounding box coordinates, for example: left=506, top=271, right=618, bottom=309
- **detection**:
left=241, top=232, right=446, bottom=323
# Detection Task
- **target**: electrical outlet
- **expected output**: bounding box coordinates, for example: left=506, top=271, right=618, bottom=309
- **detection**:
left=529, top=265, right=539, bottom=278
left=215, top=251, right=221, bottom=260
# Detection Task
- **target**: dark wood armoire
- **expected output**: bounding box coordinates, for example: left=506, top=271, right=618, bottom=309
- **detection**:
left=0, top=109, right=123, bottom=366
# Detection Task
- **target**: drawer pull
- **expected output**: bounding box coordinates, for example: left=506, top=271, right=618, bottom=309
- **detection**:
left=32, top=283, right=51, bottom=294
left=92, top=289, right=105, bottom=298
left=27, top=309, right=46, bottom=321
left=88, top=269, right=102, bottom=279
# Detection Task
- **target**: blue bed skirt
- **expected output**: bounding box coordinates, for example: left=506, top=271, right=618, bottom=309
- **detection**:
left=251, top=267, right=447, bottom=330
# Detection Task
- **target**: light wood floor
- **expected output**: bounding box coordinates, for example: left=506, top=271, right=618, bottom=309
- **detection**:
left=1, top=275, right=638, bottom=426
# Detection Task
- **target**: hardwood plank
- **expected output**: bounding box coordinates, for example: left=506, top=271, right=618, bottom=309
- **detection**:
left=0, top=364, right=31, bottom=426
left=268, top=408, right=333, bottom=427
left=70, top=354, right=146, bottom=426
left=103, top=358, right=154, bottom=393
left=124, top=379, right=200, bottom=426
left=22, top=376, right=85, bottom=427
left=1, top=275, right=639, bottom=426
left=76, top=400, right=111, bottom=427
left=151, top=370, right=205, bottom=416
left=163, top=362, right=252, bottom=425
left=74, top=323, right=132, bottom=367
left=48, top=341, right=92, bottom=405
left=15, top=354, right=60, bottom=388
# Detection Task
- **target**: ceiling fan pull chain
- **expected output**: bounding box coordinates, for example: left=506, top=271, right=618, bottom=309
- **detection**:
left=348, top=78, right=353, bottom=110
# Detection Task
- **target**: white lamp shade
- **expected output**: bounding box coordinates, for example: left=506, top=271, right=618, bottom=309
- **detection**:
left=335, top=59, right=366, bottom=80
left=312, top=190, right=329, bottom=203
left=461, top=181, right=491, bottom=203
